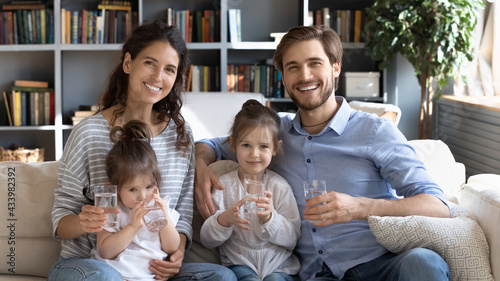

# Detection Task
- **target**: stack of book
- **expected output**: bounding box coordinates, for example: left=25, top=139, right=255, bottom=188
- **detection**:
left=1, top=80, right=54, bottom=126
left=0, top=1, right=55, bottom=45
left=71, top=105, right=98, bottom=126
left=61, top=0, right=136, bottom=44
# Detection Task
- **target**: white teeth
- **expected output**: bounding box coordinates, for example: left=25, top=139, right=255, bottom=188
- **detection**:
left=299, top=85, right=318, bottom=91
left=145, top=83, right=160, bottom=91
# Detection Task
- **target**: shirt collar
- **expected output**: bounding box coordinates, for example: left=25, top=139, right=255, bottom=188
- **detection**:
left=288, top=96, right=353, bottom=136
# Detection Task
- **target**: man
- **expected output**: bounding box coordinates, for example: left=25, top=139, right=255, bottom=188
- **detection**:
left=195, top=25, right=450, bottom=281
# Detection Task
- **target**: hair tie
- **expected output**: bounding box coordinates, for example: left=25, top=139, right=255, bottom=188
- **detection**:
left=122, top=135, right=130, bottom=141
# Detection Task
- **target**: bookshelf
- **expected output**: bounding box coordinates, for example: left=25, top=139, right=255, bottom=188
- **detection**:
left=0, top=0, right=385, bottom=161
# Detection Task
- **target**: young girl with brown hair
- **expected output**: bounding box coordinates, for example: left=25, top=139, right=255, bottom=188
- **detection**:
left=200, top=100, right=301, bottom=281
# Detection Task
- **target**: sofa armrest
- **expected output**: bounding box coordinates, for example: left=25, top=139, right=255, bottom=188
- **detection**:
left=460, top=174, right=500, bottom=281
left=0, top=161, right=61, bottom=278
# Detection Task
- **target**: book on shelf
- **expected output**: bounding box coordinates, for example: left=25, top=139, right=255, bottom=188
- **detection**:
left=12, top=85, right=54, bottom=92
left=1, top=91, right=12, bottom=126
left=14, top=80, right=49, bottom=88
left=353, top=10, right=363, bottom=43
left=2, top=1, right=45, bottom=11
left=97, top=0, right=131, bottom=10
left=228, top=9, right=241, bottom=43
left=12, top=90, right=21, bottom=126
left=270, top=32, right=286, bottom=43
left=97, top=4, right=132, bottom=11
left=186, top=65, right=193, bottom=92
left=322, top=7, right=330, bottom=28
left=74, top=110, right=97, bottom=118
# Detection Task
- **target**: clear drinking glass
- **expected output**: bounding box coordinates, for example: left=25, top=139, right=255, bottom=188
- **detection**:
left=143, top=198, right=168, bottom=232
left=94, top=185, right=118, bottom=227
left=303, top=179, right=327, bottom=201
left=303, top=179, right=327, bottom=222
left=243, top=174, right=266, bottom=214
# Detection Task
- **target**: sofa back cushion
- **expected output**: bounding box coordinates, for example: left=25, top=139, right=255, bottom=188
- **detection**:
left=408, top=139, right=466, bottom=203
left=0, top=161, right=61, bottom=278
left=182, top=92, right=266, bottom=141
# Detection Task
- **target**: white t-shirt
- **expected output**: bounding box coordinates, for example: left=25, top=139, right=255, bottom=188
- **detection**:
left=96, top=200, right=179, bottom=281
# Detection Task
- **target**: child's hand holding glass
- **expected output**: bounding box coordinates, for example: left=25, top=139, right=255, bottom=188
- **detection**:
left=129, top=201, right=150, bottom=231
left=217, top=198, right=250, bottom=230
left=256, top=190, right=274, bottom=223
left=143, top=188, right=169, bottom=232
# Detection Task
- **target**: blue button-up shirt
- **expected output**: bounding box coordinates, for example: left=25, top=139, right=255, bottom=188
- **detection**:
left=199, top=97, right=448, bottom=280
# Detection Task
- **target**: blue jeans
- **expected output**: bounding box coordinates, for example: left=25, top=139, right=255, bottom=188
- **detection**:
left=308, top=248, right=450, bottom=281
left=48, top=257, right=237, bottom=281
left=228, top=264, right=298, bottom=281
left=47, top=257, right=122, bottom=281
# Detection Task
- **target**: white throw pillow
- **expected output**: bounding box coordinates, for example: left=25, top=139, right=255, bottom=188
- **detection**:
left=368, top=204, right=493, bottom=281
left=0, top=161, right=61, bottom=278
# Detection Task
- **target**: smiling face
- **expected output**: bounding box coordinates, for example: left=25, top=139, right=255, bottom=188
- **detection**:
left=118, top=174, right=158, bottom=210
left=231, top=126, right=278, bottom=178
left=281, top=39, right=341, bottom=111
left=122, top=41, right=180, bottom=107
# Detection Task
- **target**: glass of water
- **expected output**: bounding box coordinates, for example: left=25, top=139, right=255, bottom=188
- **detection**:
left=143, top=198, right=168, bottom=232
left=243, top=174, right=266, bottom=214
left=303, top=179, right=327, bottom=222
left=303, top=179, right=327, bottom=201
left=94, top=185, right=118, bottom=227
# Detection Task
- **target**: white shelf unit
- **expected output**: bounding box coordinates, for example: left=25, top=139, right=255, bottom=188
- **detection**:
left=0, top=0, right=384, bottom=161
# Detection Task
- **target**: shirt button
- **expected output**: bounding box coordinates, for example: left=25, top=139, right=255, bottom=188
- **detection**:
left=312, top=228, right=316, bottom=232
left=308, top=136, right=312, bottom=140
left=318, top=250, right=323, bottom=254
left=307, top=159, right=311, bottom=163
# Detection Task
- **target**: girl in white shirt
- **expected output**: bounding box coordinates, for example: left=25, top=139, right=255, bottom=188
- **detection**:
left=96, top=120, right=180, bottom=281
left=200, top=100, right=301, bottom=281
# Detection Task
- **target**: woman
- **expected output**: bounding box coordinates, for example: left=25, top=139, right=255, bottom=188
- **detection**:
left=49, top=19, right=236, bottom=281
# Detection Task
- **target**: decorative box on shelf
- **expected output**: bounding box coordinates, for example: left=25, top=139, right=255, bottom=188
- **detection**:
left=344, top=72, right=380, bottom=98
left=0, top=145, right=44, bottom=162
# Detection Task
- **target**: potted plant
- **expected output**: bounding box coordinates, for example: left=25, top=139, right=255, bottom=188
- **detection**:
left=363, top=0, right=483, bottom=139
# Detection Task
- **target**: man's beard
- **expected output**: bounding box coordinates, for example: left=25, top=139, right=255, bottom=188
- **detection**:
left=286, top=79, right=334, bottom=111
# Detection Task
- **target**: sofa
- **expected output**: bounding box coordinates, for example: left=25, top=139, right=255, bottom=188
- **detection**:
left=0, top=92, right=498, bottom=280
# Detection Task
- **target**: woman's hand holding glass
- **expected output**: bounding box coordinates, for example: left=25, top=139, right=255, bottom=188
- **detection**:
left=78, top=205, right=114, bottom=233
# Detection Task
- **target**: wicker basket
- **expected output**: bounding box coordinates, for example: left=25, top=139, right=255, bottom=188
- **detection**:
left=0, top=146, right=44, bottom=162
